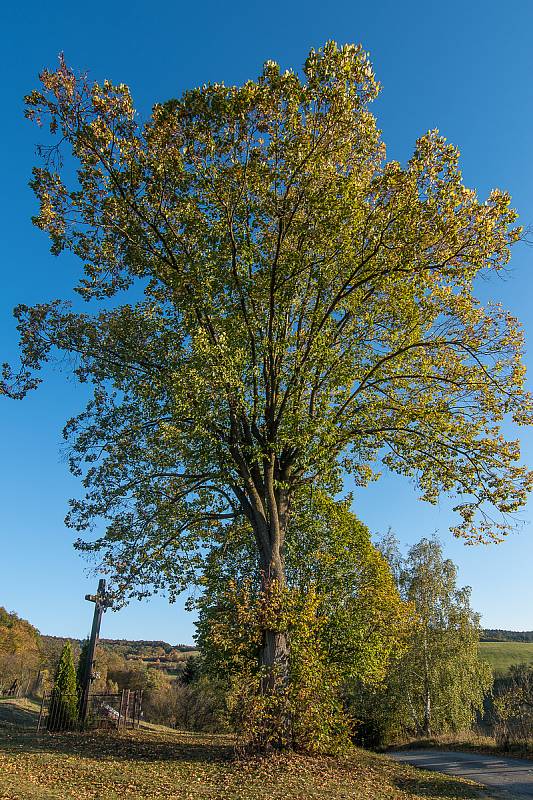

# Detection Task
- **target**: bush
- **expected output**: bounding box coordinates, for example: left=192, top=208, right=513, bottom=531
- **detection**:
left=493, top=664, right=533, bottom=747
left=174, top=677, right=228, bottom=733
left=199, top=580, right=352, bottom=753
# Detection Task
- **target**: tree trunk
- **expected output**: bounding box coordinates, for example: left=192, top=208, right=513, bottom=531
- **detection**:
left=422, top=631, right=431, bottom=737
left=258, top=548, right=289, bottom=688
left=242, top=474, right=293, bottom=746
left=260, top=628, right=290, bottom=689
left=257, top=608, right=291, bottom=748
left=257, top=534, right=292, bottom=746
left=422, top=690, right=431, bottom=737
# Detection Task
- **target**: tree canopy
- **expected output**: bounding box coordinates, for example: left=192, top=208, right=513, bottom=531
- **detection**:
left=0, top=607, right=43, bottom=694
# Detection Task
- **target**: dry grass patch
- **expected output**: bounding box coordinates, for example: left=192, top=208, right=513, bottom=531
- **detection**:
left=0, top=722, right=502, bottom=800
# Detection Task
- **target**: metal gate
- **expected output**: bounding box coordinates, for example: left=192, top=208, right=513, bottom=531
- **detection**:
left=37, top=688, right=143, bottom=732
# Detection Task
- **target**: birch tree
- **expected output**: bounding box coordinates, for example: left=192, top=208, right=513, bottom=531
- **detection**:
left=384, top=536, right=492, bottom=736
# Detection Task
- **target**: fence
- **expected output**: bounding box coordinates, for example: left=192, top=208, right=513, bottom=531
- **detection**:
left=1, top=678, right=29, bottom=699
left=37, top=689, right=143, bottom=732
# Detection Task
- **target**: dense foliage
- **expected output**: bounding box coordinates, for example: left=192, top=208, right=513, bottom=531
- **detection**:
left=493, top=663, right=533, bottom=746
left=195, top=494, right=410, bottom=751
left=0, top=608, right=43, bottom=696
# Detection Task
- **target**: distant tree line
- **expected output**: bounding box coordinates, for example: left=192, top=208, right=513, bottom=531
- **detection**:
left=41, top=636, right=197, bottom=661
left=481, top=630, right=533, bottom=643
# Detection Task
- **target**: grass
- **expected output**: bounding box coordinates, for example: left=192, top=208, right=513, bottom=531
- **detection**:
left=0, top=708, right=500, bottom=800
left=479, top=641, right=533, bottom=676
left=385, top=731, right=495, bottom=753
left=390, top=730, right=533, bottom=762
left=0, top=699, right=42, bottom=729
left=385, top=730, right=500, bottom=758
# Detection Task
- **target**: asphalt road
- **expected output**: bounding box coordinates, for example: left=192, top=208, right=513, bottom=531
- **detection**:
left=389, top=750, right=533, bottom=798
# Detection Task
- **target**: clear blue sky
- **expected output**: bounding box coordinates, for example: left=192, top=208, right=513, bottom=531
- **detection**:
left=1, top=0, right=532, bottom=644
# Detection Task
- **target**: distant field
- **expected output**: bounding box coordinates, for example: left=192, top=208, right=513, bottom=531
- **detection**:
left=479, top=641, right=533, bottom=675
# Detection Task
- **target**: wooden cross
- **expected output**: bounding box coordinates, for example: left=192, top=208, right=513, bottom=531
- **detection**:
left=79, top=578, right=111, bottom=724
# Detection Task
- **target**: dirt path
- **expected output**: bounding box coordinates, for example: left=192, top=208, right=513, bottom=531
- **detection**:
left=389, top=750, right=533, bottom=798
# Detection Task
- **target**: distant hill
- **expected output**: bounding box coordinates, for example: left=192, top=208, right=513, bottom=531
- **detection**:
left=41, top=635, right=198, bottom=676
left=481, top=629, right=533, bottom=643
left=102, top=639, right=196, bottom=652
left=42, top=635, right=196, bottom=652
left=1, top=603, right=199, bottom=697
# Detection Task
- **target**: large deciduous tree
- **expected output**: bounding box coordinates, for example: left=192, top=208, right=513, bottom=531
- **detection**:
left=3, top=43, right=532, bottom=698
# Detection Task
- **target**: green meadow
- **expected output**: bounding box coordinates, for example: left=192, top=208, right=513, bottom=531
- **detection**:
left=479, top=642, right=533, bottom=676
